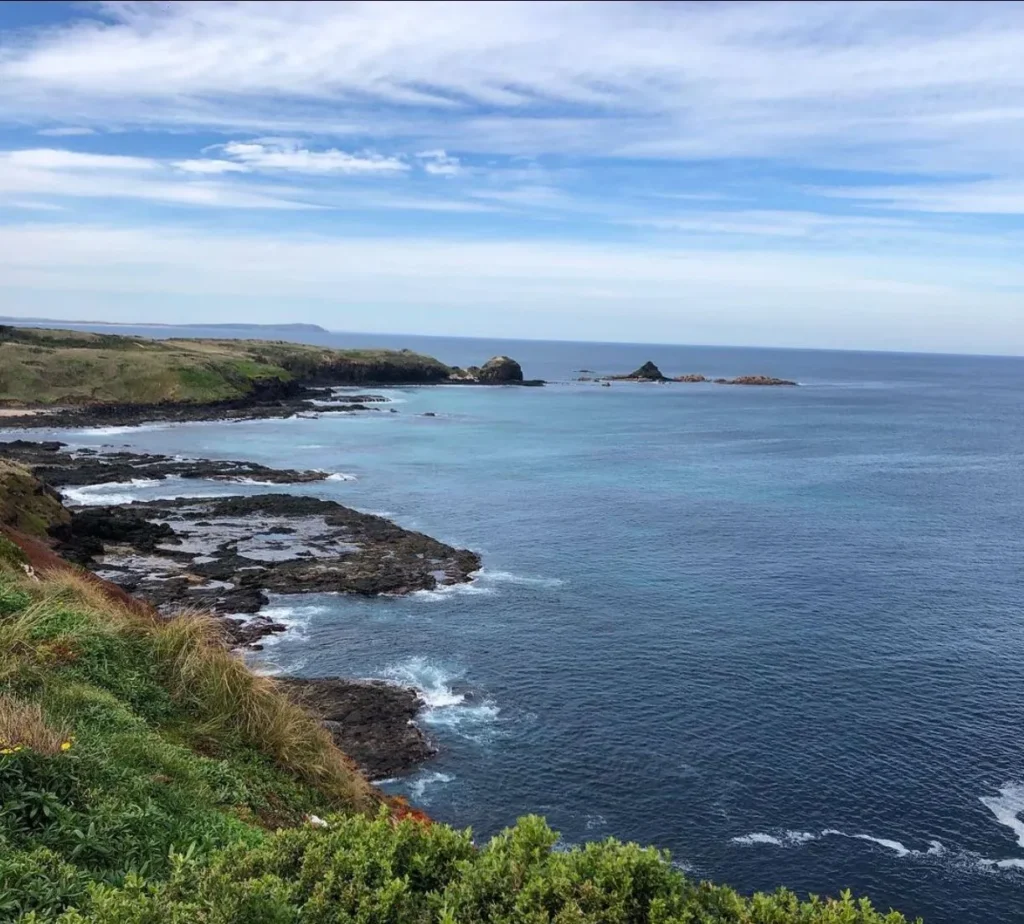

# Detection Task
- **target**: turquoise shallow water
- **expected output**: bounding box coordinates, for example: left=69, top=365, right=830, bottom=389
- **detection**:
left=18, top=330, right=1024, bottom=924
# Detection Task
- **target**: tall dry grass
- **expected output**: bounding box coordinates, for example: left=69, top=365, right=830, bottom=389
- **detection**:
left=153, top=612, right=378, bottom=812
left=0, top=694, right=69, bottom=755
left=1, top=565, right=378, bottom=813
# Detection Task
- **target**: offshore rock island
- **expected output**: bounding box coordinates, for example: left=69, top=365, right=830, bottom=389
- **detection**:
left=603, top=360, right=797, bottom=385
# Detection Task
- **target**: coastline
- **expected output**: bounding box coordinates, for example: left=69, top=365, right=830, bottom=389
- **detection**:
left=0, top=436, right=481, bottom=783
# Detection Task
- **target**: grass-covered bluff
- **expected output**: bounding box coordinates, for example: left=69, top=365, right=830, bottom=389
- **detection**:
left=0, top=326, right=452, bottom=407
left=0, top=458, right=916, bottom=922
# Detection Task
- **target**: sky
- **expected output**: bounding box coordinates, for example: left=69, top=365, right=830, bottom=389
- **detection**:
left=1, top=1, right=1024, bottom=353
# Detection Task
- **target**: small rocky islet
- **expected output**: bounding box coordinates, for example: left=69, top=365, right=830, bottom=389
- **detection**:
left=600, top=360, right=797, bottom=386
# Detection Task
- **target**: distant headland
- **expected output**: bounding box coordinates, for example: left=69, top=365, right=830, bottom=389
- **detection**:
left=0, top=315, right=329, bottom=334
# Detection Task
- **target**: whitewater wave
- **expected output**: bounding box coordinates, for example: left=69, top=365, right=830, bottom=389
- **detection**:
left=408, top=771, right=455, bottom=802
left=62, top=478, right=162, bottom=506
left=477, top=569, right=564, bottom=589
left=254, top=602, right=332, bottom=646
left=70, top=423, right=171, bottom=437
left=733, top=828, right=946, bottom=858
left=380, top=656, right=499, bottom=741
left=731, top=813, right=1024, bottom=878
left=326, top=472, right=358, bottom=482
left=410, top=582, right=495, bottom=602
left=980, top=783, right=1024, bottom=849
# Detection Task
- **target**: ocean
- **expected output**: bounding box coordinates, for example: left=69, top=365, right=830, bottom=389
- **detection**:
left=18, top=328, right=1024, bottom=924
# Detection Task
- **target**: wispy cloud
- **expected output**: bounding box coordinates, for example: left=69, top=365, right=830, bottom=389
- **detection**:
left=3, top=2, right=1024, bottom=172
left=815, top=179, right=1024, bottom=215
left=0, top=148, right=321, bottom=210
left=218, top=140, right=409, bottom=175
left=416, top=150, right=462, bottom=177
left=37, top=127, right=96, bottom=137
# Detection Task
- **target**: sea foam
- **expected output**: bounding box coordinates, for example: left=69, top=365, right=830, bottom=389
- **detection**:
left=380, top=655, right=500, bottom=741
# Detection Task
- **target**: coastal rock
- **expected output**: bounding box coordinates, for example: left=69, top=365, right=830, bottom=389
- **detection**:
left=477, top=355, right=524, bottom=384
left=719, top=375, right=797, bottom=386
left=674, top=374, right=708, bottom=383
left=61, top=493, right=482, bottom=617
left=0, top=441, right=332, bottom=487
left=614, top=361, right=667, bottom=381
left=278, top=677, right=436, bottom=779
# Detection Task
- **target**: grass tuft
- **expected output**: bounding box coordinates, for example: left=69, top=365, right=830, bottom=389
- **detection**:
left=0, top=695, right=69, bottom=755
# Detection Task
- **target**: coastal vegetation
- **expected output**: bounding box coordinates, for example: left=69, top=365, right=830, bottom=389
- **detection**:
left=0, top=326, right=453, bottom=407
left=0, top=464, right=917, bottom=922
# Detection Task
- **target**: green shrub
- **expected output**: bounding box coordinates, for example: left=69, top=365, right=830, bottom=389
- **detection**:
left=35, top=812, right=916, bottom=924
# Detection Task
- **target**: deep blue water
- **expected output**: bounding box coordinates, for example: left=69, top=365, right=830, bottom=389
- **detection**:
left=15, top=326, right=1024, bottom=924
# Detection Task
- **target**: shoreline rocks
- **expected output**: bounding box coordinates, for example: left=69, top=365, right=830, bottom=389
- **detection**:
left=60, top=493, right=481, bottom=619
left=278, top=677, right=436, bottom=780
left=0, top=440, right=333, bottom=486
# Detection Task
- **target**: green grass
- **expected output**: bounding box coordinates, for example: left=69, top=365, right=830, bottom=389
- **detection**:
left=0, top=562, right=919, bottom=923
left=0, top=327, right=453, bottom=407
left=0, top=564, right=380, bottom=920
left=0, top=461, right=71, bottom=539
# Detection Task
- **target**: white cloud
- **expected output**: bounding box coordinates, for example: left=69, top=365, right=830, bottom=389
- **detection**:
left=5, top=148, right=157, bottom=171
left=416, top=149, right=462, bottom=177
left=37, top=127, right=96, bottom=137
left=3, top=2, right=1024, bottom=173
left=0, top=148, right=320, bottom=210
left=220, top=140, right=408, bottom=175
left=815, top=179, right=1024, bottom=215
left=173, top=158, right=250, bottom=174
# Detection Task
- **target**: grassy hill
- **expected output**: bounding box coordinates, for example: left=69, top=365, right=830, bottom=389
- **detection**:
left=0, top=326, right=452, bottom=407
left=0, top=465, right=917, bottom=923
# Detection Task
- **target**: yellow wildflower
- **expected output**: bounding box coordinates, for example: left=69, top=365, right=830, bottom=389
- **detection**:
left=60, top=740, right=72, bottom=752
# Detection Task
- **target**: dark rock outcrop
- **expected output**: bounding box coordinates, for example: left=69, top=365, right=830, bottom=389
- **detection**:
left=279, top=677, right=436, bottom=779
left=718, top=375, right=797, bottom=386
left=477, top=355, right=524, bottom=384
left=614, top=361, right=667, bottom=381
left=0, top=441, right=331, bottom=487
left=61, top=493, right=481, bottom=620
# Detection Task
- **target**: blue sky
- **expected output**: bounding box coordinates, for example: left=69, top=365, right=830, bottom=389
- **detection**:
left=1, top=1, right=1024, bottom=353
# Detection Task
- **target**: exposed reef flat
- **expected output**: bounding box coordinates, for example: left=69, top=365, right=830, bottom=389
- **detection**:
left=61, top=493, right=481, bottom=619
left=0, top=441, right=481, bottom=648
left=0, top=439, right=333, bottom=485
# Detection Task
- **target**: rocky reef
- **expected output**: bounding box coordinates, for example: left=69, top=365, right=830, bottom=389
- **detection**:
left=61, top=493, right=480, bottom=620
left=714, top=375, right=797, bottom=386
left=0, top=440, right=332, bottom=486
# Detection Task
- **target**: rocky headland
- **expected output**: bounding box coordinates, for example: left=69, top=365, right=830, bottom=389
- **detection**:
left=0, top=326, right=541, bottom=429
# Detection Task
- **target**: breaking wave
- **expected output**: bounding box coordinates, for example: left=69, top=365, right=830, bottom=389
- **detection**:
left=379, top=656, right=499, bottom=741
